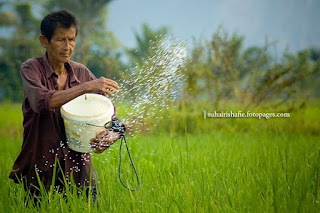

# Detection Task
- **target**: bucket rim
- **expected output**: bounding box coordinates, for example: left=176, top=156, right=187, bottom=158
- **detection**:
left=61, top=107, right=112, bottom=123
left=60, top=93, right=114, bottom=123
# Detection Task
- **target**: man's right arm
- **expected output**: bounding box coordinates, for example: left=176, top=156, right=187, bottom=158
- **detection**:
left=49, top=77, right=119, bottom=109
left=20, top=60, right=119, bottom=113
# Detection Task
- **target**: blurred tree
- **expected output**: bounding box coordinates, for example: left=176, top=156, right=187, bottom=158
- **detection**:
left=241, top=45, right=320, bottom=110
left=86, top=50, right=127, bottom=80
left=306, top=47, right=320, bottom=97
left=309, top=47, right=320, bottom=62
left=121, top=23, right=188, bottom=131
left=209, top=27, right=244, bottom=108
left=182, top=38, right=205, bottom=103
left=183, top=26, right=320, bottom=111
left=239, top=41, right=274, bottom=102
left=124, top=23, right=170, bottom=100
left=182, top=26, right=244, bottom=109
left=0, top=2, right=43, bottom=101
left=126, top=23, right=168, bottom=67
left=0, top=0, right=125, bottom=101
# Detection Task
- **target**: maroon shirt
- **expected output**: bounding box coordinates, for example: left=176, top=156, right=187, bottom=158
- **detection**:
left=9, top=52, right=99, bottom=191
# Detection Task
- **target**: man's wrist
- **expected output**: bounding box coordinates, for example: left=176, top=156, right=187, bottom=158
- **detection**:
left=82, top=81, right=91, bottom=93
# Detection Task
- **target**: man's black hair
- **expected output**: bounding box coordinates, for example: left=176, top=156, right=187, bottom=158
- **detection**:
left=40, top=9, right=78, bottom=42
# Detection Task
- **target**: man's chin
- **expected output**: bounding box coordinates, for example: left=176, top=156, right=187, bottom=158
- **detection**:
left=60, top=56, right=71, bottom=63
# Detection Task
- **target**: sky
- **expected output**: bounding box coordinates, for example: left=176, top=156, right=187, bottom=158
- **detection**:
left=107, top=0, right=320, bottom=53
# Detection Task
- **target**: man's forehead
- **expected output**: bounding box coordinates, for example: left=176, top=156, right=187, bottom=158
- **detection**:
left=53, top=26, right=77, bottom=37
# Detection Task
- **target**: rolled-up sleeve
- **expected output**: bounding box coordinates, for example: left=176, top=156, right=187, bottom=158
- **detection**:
left=20, top=61, right=57, bottom=113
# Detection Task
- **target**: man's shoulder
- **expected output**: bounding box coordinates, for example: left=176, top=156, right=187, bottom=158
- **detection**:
left=68, top=60, right=89, bottom=71
left=21, top=56, right=44, bottom=71
left=22, top=56, right=42, bottom=66
left=68, top=60, right=96, bottom=81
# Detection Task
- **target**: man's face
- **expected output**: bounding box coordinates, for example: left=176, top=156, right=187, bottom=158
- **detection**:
left=44, top=26, right=76, bottom=64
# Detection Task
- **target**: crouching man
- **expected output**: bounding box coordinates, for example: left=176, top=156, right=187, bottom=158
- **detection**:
left=9, top=9, right=120, bottom=204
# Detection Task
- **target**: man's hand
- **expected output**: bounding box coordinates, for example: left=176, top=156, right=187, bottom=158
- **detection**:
left=90, top=130, right=120, bottom=154
left=85, top=77, right=119, bottom=97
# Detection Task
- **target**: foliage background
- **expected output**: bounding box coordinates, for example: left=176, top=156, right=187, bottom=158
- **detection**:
left=0, top=0, right=319, bottom=107
left=1, top=0, right=320, bottom=212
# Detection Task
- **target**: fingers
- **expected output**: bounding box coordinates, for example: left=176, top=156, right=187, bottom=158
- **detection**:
left=102, top=88, right=117, bottom=97
left=105, top=78, right=119, bottom=91
left=90, top=138, right=110, bottom=148
left=96, top=130, right=117, bottom=143
left=99, top=77, right=119, bottom=96
left=96, top=129, right=109, bottom=140
left=90, top=138, right=110, bottom=154
left=100, top=76, right=118, bottom=89
left=101, top=132, right=120, bottom=143
left=90, top=131, right=120, bottom=154
left=87, top=77, right=120, bottom=97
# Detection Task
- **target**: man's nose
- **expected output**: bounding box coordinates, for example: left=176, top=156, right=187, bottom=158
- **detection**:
left=62, top=40, right=71, bottom=50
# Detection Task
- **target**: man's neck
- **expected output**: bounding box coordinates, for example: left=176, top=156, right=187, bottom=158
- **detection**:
left=47, top=55, right=66, bottom=75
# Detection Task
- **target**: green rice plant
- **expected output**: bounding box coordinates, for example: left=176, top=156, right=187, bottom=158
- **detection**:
left=1, top=103, right=320, bottom=212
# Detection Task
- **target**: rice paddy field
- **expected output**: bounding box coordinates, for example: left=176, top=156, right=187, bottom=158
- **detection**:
left=1, top=102, right=320, bottom=212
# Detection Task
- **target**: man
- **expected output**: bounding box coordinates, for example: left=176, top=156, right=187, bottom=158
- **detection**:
left=9, top=9, right=120, bottom=200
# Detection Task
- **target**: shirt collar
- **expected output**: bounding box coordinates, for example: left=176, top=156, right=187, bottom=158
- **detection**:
left=42, top=52, right=80, bottom=84
left=65, top=62, right=81, bottom=84
left=42, top=52, right=55, bottom=79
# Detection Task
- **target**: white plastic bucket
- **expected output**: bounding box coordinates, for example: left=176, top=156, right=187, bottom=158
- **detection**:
left=61, top=93, right=114, bottom=153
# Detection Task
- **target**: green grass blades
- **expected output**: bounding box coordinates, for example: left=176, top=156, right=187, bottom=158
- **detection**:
left=1, top=103, right=320, bottom=212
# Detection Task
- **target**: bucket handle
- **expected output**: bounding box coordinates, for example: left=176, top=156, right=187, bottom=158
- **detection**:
left=86, top=117, right=140, bottom=191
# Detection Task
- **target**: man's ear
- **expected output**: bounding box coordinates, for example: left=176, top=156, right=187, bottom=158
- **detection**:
left=39, top=35, right=48, bottom=48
